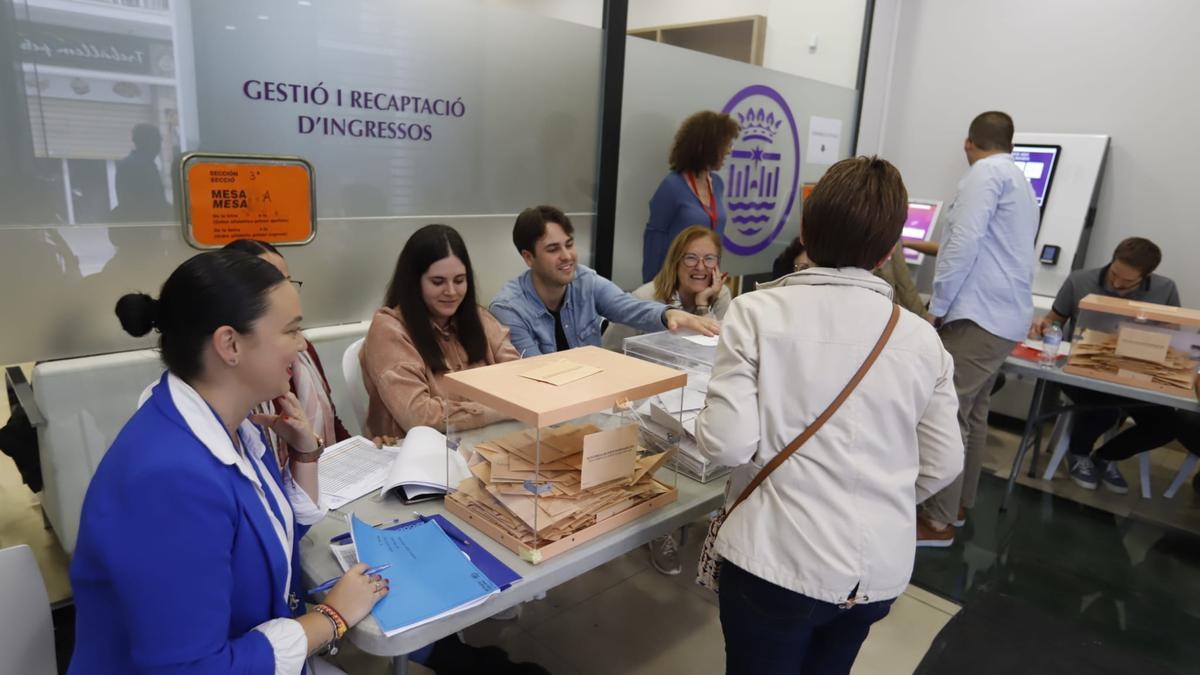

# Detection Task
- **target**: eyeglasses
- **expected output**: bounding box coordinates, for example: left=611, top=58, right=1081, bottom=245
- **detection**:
left=682, top=254, right=720, bottom=269
left=288, top=277, right=303, bottom=290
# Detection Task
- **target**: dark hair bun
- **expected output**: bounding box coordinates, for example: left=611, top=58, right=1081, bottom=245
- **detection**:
left=115, top=293, right=159, bottom=337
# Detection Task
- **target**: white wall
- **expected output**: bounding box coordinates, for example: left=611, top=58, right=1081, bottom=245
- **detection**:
left=482, top=0, right=601, bottom=27
left=630, top=0, right=866, bottom=88
left=860, top=0, right=1200, bottom=300
left=490, top=0, right=866, bottom=88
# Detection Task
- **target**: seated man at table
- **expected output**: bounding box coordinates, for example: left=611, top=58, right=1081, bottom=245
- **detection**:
left=1030, top=237, right=1196, bottom=492
left=489, top=205, right=719, bottom=357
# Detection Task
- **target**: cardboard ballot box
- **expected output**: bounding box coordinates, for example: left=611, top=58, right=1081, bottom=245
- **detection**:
left=441, top=346, right=687, bottom=564
left=622, top=331, right=729, bottom=483
left=1063, top=294, right=1200, bottom=398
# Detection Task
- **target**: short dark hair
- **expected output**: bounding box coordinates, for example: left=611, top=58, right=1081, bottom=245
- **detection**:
left=223, top=238, right=281, bottom=257
left=772, top=237, right=806, bottom=279
left=115, top=250, right=285, bottom=381
left=131, top=123, right=161, bottom=152
left=384, top=224, right=487, bottom=374
left=801, top=156, right=907, bottom=270
left=512, top=205, right=573, bottom=255
left=968, top=111, right=1015, bottom=152
left=1112, top=237, right=1162, bottom=276
left=669, top=111, right=740, bottom=173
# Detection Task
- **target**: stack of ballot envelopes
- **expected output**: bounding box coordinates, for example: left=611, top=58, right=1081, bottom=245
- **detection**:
left=442, top=346, right=688, bottom=563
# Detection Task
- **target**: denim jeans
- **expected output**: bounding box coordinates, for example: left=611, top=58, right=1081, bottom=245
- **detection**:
left=718, top=562, right=894, bottom=675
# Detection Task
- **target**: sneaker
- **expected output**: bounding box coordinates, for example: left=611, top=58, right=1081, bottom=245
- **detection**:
left=649, top=533, right=681, bottom=575
left=916, top=515, right=955, bottom=548
left=1098, top=460, right=1129, bottom=494
left=1067, top=455, right=1099, bottom=490
left=952, top=506, right=967, bottom=528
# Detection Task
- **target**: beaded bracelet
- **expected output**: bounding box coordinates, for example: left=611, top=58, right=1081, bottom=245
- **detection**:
left=313, top=610, right=340, bottom=655
left=313, top=603, right=348, bottom=641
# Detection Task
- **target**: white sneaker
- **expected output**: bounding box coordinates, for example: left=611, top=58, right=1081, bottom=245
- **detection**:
left=648, top=533, right=681, bottom=575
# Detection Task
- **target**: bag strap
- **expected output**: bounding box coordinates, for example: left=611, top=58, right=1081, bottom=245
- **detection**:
left=726, top=303, right=901, bottom=514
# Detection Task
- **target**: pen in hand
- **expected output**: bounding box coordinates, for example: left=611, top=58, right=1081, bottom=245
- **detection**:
left=308, top=563, right=392, bottom=597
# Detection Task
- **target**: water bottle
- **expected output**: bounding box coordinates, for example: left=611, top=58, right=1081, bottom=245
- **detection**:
left=1040, top=323, right=1062, bottom=368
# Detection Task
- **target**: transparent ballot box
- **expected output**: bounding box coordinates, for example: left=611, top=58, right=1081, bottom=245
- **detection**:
left=440, top=346, right=687, bottom=564
left=1063, top=294, right=1200, bottom=398
left=622, top=331, right=729, bottom=483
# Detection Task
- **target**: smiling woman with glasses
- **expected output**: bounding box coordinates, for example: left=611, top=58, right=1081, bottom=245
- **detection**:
left=602, top=225, right=730, bottom=351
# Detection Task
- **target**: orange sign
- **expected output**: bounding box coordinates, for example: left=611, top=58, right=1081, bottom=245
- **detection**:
left=182, top=155, right=315, bottom=247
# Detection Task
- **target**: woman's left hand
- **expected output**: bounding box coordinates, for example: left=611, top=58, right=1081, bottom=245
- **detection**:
left=250, top=392, right=319, bottom=453
left=695, top=265, right=727, bottom=308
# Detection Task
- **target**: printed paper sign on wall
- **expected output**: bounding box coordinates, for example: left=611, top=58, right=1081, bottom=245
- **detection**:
left=181, top=153, right=316, bottom=248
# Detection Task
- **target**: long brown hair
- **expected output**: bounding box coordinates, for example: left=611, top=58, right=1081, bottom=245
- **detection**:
left=652, top=226, right=722, bottom=303
left=383, top=224, right=487, bottom=374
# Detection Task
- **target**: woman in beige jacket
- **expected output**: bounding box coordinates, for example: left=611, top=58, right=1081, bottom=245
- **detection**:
left=361, top=224, right=519, bottom=439
left=696, top=157, right=963, bottom=675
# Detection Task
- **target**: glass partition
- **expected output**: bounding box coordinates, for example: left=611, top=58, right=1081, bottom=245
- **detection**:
left=612, top=35, right=860, bottom=288
left=0, top=0, right=601, bottom=363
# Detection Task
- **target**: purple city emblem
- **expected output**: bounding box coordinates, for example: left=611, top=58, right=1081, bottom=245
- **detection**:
left=720, top=85, right=801, bottom=256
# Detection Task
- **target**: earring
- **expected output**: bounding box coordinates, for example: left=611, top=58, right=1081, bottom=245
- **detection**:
left=228, top=359, right=239, bottom=367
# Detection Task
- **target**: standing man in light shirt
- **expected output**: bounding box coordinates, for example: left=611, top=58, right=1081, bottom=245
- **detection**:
left=918, top=111, right=1039, bottom=547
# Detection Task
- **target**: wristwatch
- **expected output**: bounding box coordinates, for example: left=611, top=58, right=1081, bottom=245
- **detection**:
left=289, top=434, right=325, bottom=463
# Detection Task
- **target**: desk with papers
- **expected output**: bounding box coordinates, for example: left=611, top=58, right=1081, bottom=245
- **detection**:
left=999, top=351, right=1200, bottom=510
left=299, top=424, right=727, bottom=674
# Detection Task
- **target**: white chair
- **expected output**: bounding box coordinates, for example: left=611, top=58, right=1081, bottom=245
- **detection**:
left=341, top=337, right=369, bottom=434
left=1164, top=453, right=1200, bottom=498
left=1041, top=411, right=1153, bottom=499
left=0, top=544, right=57, bottom=675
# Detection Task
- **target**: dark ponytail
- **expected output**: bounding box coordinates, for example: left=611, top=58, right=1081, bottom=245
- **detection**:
left=115, top=250, right=285, bottom=380
left=114, top=293, right=159, bottom=337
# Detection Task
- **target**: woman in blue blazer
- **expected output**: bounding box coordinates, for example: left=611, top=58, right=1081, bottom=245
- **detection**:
left=68, top=250, right=387, bottom=674
left=641, top=111, right=740, bottom=283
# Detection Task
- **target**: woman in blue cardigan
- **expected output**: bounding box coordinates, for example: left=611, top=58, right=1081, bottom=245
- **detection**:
left=641, top=110, right=740, bottom=282
left=68, top=250, right=386, bottom=674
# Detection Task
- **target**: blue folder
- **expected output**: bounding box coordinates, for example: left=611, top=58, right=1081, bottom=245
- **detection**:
left=342, top=513, right=521, bottom=591
left=353, top=515, right=500, bottom=634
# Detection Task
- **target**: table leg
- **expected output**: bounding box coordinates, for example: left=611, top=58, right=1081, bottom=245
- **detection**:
left=1027, top=382, right=1060, bottom=478
left=391, top=654, right=409, bottom=675
left=1003, top=378, right=1047, bottom=512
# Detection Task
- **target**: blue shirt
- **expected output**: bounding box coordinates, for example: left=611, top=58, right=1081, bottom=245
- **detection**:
left=930, top=153, right=1038, bottom=342
left=642, top=171, right=727, bottom=282
left=490, top=264, right=668, bottom=356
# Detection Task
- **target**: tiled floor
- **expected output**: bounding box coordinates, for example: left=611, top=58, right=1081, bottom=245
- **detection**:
left=914, top=419, right=1200, bottom=674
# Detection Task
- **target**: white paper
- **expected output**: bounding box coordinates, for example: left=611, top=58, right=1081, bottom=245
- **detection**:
left=1021, top=339, right=1073, bottom=357
left=318, top=436, right=395, bottom=510
left=682, top=334, right=719, bottom=347
left=379, top=426, right=471, bottom=498
left=807, top=116, right=843, bottom=165
left=316, top=430, right=471, bottom=509
left=647, top=387, right=707, bottom=415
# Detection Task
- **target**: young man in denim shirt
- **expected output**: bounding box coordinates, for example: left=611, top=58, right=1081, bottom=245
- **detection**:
left=490, top=205, right=718, bottom=357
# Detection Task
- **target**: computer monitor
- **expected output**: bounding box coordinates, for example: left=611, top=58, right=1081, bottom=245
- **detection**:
left=901, top=199, right=942, bottom=265
left=1011, top=144, right=1062, bottom=212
